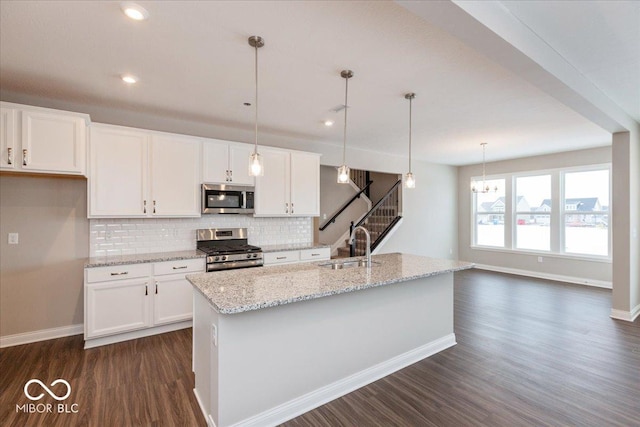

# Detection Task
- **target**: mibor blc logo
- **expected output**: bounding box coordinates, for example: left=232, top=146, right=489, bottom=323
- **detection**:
left=16, top=378, right=79, bottom=414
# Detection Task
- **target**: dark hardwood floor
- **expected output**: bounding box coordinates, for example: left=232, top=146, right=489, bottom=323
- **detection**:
left=1, top=270, right=638, bottom=426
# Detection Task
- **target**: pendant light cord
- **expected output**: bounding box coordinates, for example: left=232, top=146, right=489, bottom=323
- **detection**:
left=408, top=96, right=412, bottom=173
left=254, top=43, right=259, bottom=153
left=343, top=75, right=349, bottom=165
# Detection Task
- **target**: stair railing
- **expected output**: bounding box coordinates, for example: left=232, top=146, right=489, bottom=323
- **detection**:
left=349, top=179, right=402, bottom=256
left=350, top=169, right=372, bottom=198
left=318, top=181, right=373, bottom=231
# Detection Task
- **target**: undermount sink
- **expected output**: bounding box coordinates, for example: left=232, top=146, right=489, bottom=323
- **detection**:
left=319, top=260, right=381, bottom=270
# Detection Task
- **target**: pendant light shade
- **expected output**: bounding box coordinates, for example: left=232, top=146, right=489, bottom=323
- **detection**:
left=248, top=35, right=264, bottom=177
left=337, top=70, right=353, bottom=183
left=404, top=93, right=416, bottom=189
left=471, top=143, right=498, bottom=193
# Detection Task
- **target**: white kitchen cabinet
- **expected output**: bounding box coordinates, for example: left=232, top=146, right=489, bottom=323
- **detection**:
left=85, top=263, right=153, bottom=339
left=202, top=139, right=254, bottom=185
left=254, top=147, right=320, bottom=217
left=0, top=102, right=89, bottom=175
left=150, top=133, right=201, bottom=216
left=263, top=247, right=330, bottom=265
left=84, top=257, right=205, bottom=348
left=0, top=106, right=17, bottom=170
left=153, top=259, right=203, bottom=325
left=89, top=124, right=149, bottom=217
left=88, top=123, right=201, bottom=218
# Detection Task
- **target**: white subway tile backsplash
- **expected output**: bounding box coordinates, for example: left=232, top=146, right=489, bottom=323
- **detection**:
left=89, top=216, right=313, bottom=257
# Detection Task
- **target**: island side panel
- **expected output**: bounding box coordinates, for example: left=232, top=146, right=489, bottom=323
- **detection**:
left=212, top=272, right=455, bottom=427
left=193, top=289, right=215, bottom=424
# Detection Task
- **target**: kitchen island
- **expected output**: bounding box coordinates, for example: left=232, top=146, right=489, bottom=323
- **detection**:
left=187, top=253, right=473, bottom=427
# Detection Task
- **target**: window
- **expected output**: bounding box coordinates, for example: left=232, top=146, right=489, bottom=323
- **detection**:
left=515, top=175, right=551, bottom=251
left=473, top=179, right=505, bottom=247
left=563, top=169, right=609, bottom=256
left=470, top=165, right=610, bottom=259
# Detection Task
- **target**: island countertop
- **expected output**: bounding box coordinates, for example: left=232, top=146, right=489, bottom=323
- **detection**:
left=187, top=252, right=474, bottom=314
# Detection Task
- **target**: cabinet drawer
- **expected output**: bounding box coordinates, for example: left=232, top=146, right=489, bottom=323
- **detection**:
left=86, top=263, right=152, bottom=284
left=300, top=247, right=330, bottom=261
left=264, top=251, right=300, bottom=265
left=154, top=258, right=205, bottom=276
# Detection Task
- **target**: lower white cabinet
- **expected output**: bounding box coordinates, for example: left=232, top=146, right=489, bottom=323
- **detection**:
left=263, top=247, right=330, bottom=266
left=84, top=258, right=204, bottom=347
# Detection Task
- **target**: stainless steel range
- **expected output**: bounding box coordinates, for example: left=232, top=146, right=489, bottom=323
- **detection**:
left=197, top=228, right=263, bottom=272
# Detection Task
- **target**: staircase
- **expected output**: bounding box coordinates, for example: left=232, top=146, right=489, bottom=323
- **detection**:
left=336, top=205, right=399, bottom=257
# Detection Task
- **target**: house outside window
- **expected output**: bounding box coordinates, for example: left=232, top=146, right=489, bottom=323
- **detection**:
left=515, top=174, right=551, bottom=251
left=473, top=178, right=506, bottom=247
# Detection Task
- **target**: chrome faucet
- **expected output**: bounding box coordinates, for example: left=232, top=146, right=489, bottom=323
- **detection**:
left=349, top=226, right=371, bottom=267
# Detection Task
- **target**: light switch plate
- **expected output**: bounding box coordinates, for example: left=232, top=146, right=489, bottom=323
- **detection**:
left=8, top=233, right=19, bottom=245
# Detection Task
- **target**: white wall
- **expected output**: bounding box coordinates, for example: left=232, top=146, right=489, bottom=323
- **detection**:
left=457, top=146, right=612, bottom=286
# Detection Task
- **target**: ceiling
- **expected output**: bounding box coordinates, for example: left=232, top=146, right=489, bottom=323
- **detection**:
left=0, top=1, right=636, bottom=166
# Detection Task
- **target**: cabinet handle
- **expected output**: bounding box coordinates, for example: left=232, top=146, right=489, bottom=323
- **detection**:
left=285, top=203, right=289, bottom=214
left=276, top=256, right=287, bottom=260
left=229, top=169, right=232, bottom=181
left=145, top=284, right=148, bottom=296
left=291, top=203, right=294, bottom=214
left=226, top=170, right=230, bottom=182
left=172, top=265, right=188, bottom=270
left=22, top=149, right=27, bottom=166
left=311, top=253, right=320, bottom=257
left=7, top=147, right=12, bottom=165
left=143, top=200, right=147, bottom=214
left=155, top=282, right=158, bottom=294
left=153, top=200, right=156, bottom=214
left=110, top=271, right=129, bottom=276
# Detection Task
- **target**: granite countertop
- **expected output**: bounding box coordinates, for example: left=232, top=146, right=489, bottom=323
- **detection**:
left=187, top=253, right=474, bottom=314
left=85, top=250, right=205, bottom=268
left=260, top=243, right=330, bottom=253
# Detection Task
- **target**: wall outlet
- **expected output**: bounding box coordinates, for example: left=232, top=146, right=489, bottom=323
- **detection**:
left=211, top=323, right=217, bottom=347
left=323, top=213, right=327, bottom=220
left=8, top=233, right=19, bottom=245
left=537, top=256, right=543, bottom=263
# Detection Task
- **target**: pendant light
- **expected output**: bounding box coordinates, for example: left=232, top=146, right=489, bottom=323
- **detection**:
left=248, top=36, right=264, bottom=177
left=471, top=143, right=498, bottom=193
left=404, top=93, right=416, bottom=189
left=337, top=70, right=353, bottom=184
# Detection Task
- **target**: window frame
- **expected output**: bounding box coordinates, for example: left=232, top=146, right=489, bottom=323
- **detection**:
left=470, top=164, right=611, bottom=261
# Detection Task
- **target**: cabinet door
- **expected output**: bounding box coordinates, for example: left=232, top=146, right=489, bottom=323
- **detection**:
left=150, top=134, right=201, bottom=217
left=290, top=152, right=320, bottom=216
left=254, top=149, right=290, bottom=216
left=0, top=107, right=17, bottom=170
left=202, top=139, right=230, bottom=183
left=89, top=125, right=149, bottom=217
left=153, top=274, right=193, bottom=325
left=86, top=278, right=152, bottom=338
left=228, top=143, right=255, bottom=185
left=21, top=109, right=86, bottom=175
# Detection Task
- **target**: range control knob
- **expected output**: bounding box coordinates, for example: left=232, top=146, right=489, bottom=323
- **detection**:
left=253, top=254, right=259, bottom=258
left=214, top=256, right=220, bottom=262
left=221, top=256, right=228, bottom=261
left=246, top=254, right=252, bottom=259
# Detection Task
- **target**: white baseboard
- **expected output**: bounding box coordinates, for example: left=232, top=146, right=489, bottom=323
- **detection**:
left=193, top=388, right=216, bottom=427
left=0, top=324, right=83, bottom=348
left=474, top=264, right=612, bottom=289
left=231, top=333, right=456, bottom=427
left=610, top=304, right=640, bottom=322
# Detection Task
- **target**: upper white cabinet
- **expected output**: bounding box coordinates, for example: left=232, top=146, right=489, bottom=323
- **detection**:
left=150, top=133, right=201, bottom=216
left=0, top=102, right=89, bottom=175
left=89, top=123, right=201, bottom=218
left=202, top=139, right=254, bottom=185
left=89, top=125, right=148, bottom=217
left=254, top=147, right=320, bottom=217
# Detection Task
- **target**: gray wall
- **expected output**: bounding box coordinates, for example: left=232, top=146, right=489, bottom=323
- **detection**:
left=0, top=174, right=88, bottom=336
left=457, top=146, right=612, bottom=284
left=317, top=165, right=368, bottom=247
left=369, top=171, right=402, bottom=206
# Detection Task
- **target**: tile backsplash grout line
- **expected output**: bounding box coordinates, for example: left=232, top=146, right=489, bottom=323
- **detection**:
left=89, top=216, right=313, bottom=257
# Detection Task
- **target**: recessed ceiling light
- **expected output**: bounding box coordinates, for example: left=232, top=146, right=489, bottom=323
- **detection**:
left=324, top=120, right=334, bottom=127
left=121, top=2, right=149, bottom=21
left=121, top=75, right=138, bottom=84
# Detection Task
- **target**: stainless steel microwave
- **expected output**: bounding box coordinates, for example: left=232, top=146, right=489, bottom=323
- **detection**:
left=201, top=184, right=255, bottom=214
